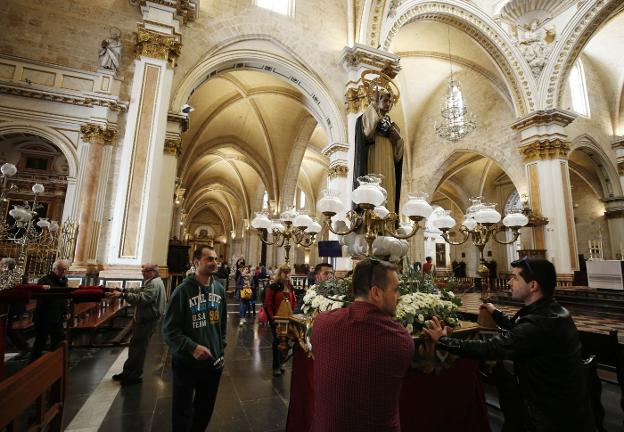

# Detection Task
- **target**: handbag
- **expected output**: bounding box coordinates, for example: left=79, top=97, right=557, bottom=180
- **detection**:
left=257, top=306, right=268, bottom=325
left=240, top=286, right=253, bottom=300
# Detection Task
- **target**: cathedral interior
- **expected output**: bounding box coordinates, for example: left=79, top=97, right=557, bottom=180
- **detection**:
left=0, top=0, right=623, bottom=431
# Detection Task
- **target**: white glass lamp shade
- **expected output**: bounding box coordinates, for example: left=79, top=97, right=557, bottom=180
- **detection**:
left=49, top=221, right=60, bottom=232
left=9, top=205, right=31, bottom=223
left=402, top=193, right=433, bottom=218
left=373, top=206, right=390, bottom=219
left=36, top=218, right=51, bottom=228
left=352, top=175, right=385, bottom=207
left=432, top=210, right=456, bottom=230
left=32, top=183, right=45, bottom=195
left=462, top=217, right=478, bottom=231
left=280, top=208, right=297, bottom=224
left=1, top=162, right=17, bottom=177
left=293, top=213, right=313, bottom=229
left=317, top=190, right=343, bottom=214
left=305, top=220, right=322, bottom=234
left=251, top=213, right=272, bottom=230
left=503, top=211, right=529, bottom=228
left=474, top=204, right=501, bottom=224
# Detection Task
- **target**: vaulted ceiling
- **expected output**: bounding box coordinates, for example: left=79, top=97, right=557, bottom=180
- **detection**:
left=178, top=69, right=328, bottom=237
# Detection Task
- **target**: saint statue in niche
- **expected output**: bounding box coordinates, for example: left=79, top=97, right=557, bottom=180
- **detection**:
left=98, top=27, right=123, bottom=73
left=353, top=71, right=404, bottom=213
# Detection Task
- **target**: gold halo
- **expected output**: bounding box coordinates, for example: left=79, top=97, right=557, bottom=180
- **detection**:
left=360, top=69, right=400, bottom=105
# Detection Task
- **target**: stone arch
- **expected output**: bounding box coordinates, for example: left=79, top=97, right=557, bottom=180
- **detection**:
left=426, top=149, right=525, bottom=201
left=570, top=134, right=623, bottom=198
left=0, top=121, right=78, bottom=178
left=375, top=0, right=534, bottom=116
left=171, top=37, right=348, bottom=149
left=539, top=0, right=624, bottom=109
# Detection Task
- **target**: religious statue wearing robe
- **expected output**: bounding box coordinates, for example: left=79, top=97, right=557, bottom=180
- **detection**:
left=353, top=102, right=404, bottom=213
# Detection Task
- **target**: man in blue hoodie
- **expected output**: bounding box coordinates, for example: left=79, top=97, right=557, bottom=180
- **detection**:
left=163, top=246, right=227, bottom=432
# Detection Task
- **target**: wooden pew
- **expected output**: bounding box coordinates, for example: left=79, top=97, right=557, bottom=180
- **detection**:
left=0, top=342, right=67, bottom=431
left=68, top=297, right=130, bottom=347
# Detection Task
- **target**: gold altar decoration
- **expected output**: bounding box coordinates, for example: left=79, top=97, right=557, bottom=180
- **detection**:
left=135, top=27, right=182, bottom=67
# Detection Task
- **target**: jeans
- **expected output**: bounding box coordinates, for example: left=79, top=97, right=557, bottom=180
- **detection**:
left=172, top=364, right=223, bottom=432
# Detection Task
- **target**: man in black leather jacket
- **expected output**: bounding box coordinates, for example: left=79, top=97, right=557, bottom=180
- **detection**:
left=424, top=257, right=593, bottom=432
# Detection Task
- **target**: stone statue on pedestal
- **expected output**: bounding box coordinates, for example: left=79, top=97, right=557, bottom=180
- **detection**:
left=98, top=27, right=123, bottom=73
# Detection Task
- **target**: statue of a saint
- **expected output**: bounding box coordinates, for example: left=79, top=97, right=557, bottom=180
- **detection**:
left=353, top=72, right=404, bottom=213
left=98, top=27, right=123, bottom=73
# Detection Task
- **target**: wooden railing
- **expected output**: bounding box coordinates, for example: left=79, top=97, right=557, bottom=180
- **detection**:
left=0, top=341, right=67, bottom=431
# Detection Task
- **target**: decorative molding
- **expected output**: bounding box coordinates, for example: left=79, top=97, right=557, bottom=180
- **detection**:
left=345, top=86, right=369, bottom=114
left=167, top=112, right=190, bottom=132
left=340, top=44, right=401, bottom=77
left=164, top=137, right=182, bottom=156
left=519, top=139, right=570, bottom=162
left=134, top=0, right=199, bottom=24
left=604, top=208, right=624, bottom=219
left=499, top=0, right=576, bottom=24
left=380, top=1, right=533, bottom=116
left=134, top=27, right=182, bottom=66
left=328, top=164, right=349, bottom=178
left=322, top=142, right=350, bottom=158
left=80, top=123, right=118, bottom=145
left=510, top=108, right=576, bottom=131
left=0, top=84, right=128, bottom=111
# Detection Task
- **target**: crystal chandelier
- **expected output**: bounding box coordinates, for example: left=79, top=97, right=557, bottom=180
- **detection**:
left=435, top=27, right=477, bottom=142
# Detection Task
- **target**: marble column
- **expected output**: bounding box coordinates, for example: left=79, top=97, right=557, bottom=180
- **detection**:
left=73, top=124, right=117, bottom=268
left=104, top=11, right=182, bottom=277
left=511, top=109, right=579, bottom=274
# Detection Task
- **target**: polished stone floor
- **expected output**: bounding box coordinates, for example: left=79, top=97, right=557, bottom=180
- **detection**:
left=5, top=299, right=622, bottom=431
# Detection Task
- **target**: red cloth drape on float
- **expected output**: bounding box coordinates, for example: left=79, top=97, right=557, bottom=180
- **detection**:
left=286, top=346, right=491, bottom=432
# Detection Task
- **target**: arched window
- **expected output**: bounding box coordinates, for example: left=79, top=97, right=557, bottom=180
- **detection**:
left=262, top=191, right=269, bottom=210
left=568, top=60, right=590, bottom=117
left=299, top=189, right=306, bottom=209
left=255, top=0, right=295, bottom=16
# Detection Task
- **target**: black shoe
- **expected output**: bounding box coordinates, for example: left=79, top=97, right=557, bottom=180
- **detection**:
left=272, top=370, right=283, bottom=377
left=120, top=376, right=143, bottom=386
left=112, top=373, right=126, bottom=381
left=280, top=365, right=286, bottom=372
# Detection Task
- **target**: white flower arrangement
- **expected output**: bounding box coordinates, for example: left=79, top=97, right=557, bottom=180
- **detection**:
left=395, top=291, right=461, bottom=334
left=301, top=285, right=348, bottom=315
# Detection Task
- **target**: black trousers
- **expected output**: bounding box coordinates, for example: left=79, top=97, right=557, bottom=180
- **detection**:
left=30, top=320, right=64, bottom=363
left=122, top=319, right=159, bottom=379
left=269, top=320, right=282, bottom=371
left=172, top=364, right=222, bottom=432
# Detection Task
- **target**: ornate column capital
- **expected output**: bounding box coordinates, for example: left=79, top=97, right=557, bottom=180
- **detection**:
left=134, top=27, right=182, bottom=67
left=80, top=123, right=118, bottom=145
left=518, top=138, right=571, bottom=162
left=321, top=142, right=349, bottom=158
left=511, top=109, right=577, bottom=162
left=328, top=163, right=349, bottom=178
left=164, top=137, right=182, bottom=157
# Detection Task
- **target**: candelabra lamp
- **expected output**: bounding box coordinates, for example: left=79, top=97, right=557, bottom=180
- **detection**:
left=316, top=174, right=434, bottom=256
left=251, top=208, right=322, bottom=265
left=0, top=162, right=63, bottom=289
left=432, top=198, right=529, bottom=301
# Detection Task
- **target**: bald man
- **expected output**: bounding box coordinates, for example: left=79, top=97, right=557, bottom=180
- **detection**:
left=111, top=263, right=167, bottom=385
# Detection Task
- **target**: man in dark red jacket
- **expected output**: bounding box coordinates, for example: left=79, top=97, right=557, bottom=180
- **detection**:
left=311, top=258, right=414, bottom=431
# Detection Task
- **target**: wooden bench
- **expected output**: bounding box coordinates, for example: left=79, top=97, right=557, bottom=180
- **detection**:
left=0, top=342, right=67, bottom=431
left=68, top=298, right=130, bottom=347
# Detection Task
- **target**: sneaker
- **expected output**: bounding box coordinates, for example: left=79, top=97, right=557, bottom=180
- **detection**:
left=280, top=365, right=286, bottom=372
left=239, top=318, right=246, bottom=326
left=112, top=373, right=126, bottom=381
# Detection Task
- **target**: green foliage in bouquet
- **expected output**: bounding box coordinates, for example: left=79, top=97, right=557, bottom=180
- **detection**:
left=301, top=276, right=353, bottom=316
left=396, top=263, right=463, bottom=334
